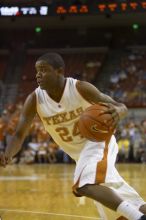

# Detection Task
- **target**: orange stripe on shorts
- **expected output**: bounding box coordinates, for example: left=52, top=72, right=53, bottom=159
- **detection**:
left=95, top=137, right=110, bottom=184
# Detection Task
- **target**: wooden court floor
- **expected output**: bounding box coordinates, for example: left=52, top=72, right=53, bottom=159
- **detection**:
left=0, top=163, right=146, bottom=220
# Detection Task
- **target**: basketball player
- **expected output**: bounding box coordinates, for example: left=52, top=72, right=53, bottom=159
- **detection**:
left=0, top=53, right=146, bottom=220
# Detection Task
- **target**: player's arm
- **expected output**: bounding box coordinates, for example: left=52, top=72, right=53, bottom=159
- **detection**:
left=5, top=92, right=37, bottom=161
left=76, top=81, right=128, bottom=128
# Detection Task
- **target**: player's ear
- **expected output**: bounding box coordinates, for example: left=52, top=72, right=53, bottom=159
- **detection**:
left=56, top=67, right=64, bottom=75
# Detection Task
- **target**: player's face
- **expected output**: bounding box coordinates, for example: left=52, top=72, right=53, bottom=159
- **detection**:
left=35, top=60, right=61, bottom=90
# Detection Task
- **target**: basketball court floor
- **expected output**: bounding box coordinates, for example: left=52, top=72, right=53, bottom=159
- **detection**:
left=0, top=163, right=145, bottom=220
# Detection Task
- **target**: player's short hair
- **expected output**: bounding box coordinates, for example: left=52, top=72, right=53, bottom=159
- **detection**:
left=37, top=53, right=65, bottom=69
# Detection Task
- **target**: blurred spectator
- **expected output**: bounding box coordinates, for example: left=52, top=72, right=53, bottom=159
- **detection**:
left=0, top=117, right=6, bottom=151
left=117, top=136, right=130, bottom=162
left=19, top=148, right=35, bottom=164
left=36, top=140, right=48, bottom=163
left=47, top=139, right=58, bottom=163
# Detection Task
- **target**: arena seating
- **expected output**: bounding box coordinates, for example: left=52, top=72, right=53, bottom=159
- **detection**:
left=0, top=54, right=8, bottom=80
left=106, top=48, right=146, bottom=107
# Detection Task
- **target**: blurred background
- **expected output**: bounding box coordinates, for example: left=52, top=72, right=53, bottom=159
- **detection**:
left=0, top=0, right=146, bottom=165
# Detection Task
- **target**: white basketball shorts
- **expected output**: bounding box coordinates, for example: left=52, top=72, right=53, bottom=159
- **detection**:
left=73, top=135, right=145, bottom=209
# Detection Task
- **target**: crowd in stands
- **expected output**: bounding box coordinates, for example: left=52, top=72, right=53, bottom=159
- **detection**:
left=116, top=119, right=146, bottom=163
left=108, top=48, right=146, bottom=107
left=0, top=102, right=146, bottom=165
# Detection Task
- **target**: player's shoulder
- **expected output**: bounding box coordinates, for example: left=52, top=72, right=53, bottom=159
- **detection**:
left=25, top=91, right=36, bottom=104
left=76, top=80, right=101, bottom=103
left=76, top=80, right=86, bottom=90
left=21, top=91, right=37, bottom=116
left=76, top=80, right=99, bottom=93
left=28, top=91, right=36, bottom=99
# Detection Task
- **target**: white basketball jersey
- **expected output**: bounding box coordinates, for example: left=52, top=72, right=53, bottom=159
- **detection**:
left=35, top=77, right=91, bottom=160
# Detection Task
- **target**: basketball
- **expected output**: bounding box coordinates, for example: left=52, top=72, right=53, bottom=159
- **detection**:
left=78, top=104, right=113, bottom=142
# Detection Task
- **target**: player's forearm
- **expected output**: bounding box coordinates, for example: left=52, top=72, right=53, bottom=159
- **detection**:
left=5, top=133, right=25, bottom=158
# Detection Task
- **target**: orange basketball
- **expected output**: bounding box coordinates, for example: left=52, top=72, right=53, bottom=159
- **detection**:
left=78, top=104, right=113, bottom=142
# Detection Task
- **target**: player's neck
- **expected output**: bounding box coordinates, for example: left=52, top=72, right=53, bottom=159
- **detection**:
left=46, top=77, right=66, bottom=102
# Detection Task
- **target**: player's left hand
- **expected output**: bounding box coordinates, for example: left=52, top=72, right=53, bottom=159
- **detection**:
left=98, top=102, right=120, bottom=131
